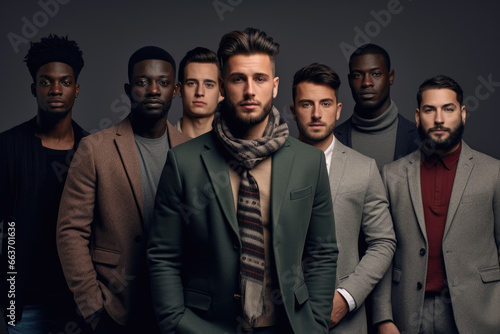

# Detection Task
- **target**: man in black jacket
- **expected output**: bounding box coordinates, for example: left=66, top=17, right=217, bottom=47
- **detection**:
left=0, top=34, right=90, bottom=334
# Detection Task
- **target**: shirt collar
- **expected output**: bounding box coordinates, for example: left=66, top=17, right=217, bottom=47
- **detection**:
left=324, top=137, right=335, bottom=175
left=422, top=141, right=462, bottom=170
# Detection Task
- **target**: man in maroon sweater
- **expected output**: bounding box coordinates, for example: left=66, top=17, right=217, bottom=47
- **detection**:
left=373, top=75, right=500, bottom=334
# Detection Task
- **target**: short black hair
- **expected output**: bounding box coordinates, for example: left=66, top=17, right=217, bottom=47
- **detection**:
left=217, top=27, right=279, bottom=76
left=417, top=75, right=464, bottom=107
left=349, top=43, right=391, bottom=71
left=178, top=47, right=219, bottom=84
left=292, top=63, right=341, bottom=102
left=128, top=46, right=176, bottom=82
left=24, top=34, right=84, bottom=82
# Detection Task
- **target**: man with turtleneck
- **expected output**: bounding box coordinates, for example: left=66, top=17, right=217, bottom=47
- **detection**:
left=334, top=44, right=419, bottom=170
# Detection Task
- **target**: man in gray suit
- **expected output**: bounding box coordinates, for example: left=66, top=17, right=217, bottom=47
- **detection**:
left=290, top=63, right=396, bottom=333
left=374, top=75, right=500, bottom=333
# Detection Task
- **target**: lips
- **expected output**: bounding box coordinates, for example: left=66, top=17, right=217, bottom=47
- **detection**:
left=143, top=99, right=163, bottom=107
left=193, top=100, right=206, bottom=106
left=240, top=101, right=260, bottom=110
left=360, top=91, right=377, bottom=99
left=47, top=99, right=65, bottom=107
left=308, top=122, right=325, bottom=129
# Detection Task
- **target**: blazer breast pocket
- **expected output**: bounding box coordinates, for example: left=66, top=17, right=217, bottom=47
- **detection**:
left=290, top=186, right=312, bottom=201
left=479, top=266, right=500, bottom=283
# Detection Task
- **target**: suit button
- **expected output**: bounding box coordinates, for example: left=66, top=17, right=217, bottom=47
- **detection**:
left=233, top=243, right=239, bottom=250
left=417, top=282, right=423, bottom=290
left=134, top=235, right=142, bottom=243
left=420, top=248, right=426, bottom=256
left=234, top=294, right=241, bottom=300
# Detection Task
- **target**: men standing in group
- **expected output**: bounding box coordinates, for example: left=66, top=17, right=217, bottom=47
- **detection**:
left=335, top=44, right=419, bottom=170
left=174, top=47, right=222, bottom=138
left=0, top=35, right=90, bottom=333
left=147, top=28, right=338, bottom=333
left=56, top=46, right=190, bottom=333
left=290, top=63, right=396, bottom=333
left=374, top=75, right=500, bottom=333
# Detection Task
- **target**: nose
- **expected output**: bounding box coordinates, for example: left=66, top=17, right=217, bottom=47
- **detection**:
left=435, top=109, right=444, bottom=124
left=195, top=84, right=205, bottom=97
left=147, top=81, right=160, bottom=95
left=244, top=80, right=255, bottom=98
left=49, top=82, right=62, bottom=95
left=312, top=104, right=321, bottom=120
left=361, top=74, right=373, bottom=87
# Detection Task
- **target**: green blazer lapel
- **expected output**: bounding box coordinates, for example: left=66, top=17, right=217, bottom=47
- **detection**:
left=329, top=141, right=347, bottom=204
left=114, top=117, right=144, bottom=223
left=407, top=151, right=427, bottom=241
left=271, top=139, right=294, bottom=232
left=200, top=139, right=239, bottom=237
left=444, top=142, right=474, bottom=237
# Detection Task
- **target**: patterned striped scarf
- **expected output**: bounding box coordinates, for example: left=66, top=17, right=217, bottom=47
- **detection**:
left=213, top=105, right=289, bottom=325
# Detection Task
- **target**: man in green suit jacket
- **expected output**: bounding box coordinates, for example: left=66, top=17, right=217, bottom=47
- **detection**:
left=147, top=28, right=338, bottom=333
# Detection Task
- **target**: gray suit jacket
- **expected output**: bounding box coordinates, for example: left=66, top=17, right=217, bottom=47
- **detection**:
left=147, top=132, right=338, bottom=334
left=373, top=141, right=500, bottom=333
left=328, top=140, right=396, bottom=334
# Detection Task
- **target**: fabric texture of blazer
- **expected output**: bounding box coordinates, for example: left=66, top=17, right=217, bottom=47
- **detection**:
left=372, top=141, right=500, bottom=333
left=56, top=116, right=190, bottom=326
left=334, top=113, right=420, bottom=162
left=147, top=131, right=339, bottom=334
left=328, top=140, right=396, bottom=334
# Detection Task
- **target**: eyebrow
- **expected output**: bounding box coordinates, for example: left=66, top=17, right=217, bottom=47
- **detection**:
left=228, top=72, right=270, bottom=78
left=185, top=78, right=217, bottom=83
left=39, top=74, right=74, bottom=80
left=422, top=103, right=457, bottom=109
left=297, top=98, right=334, bottom=103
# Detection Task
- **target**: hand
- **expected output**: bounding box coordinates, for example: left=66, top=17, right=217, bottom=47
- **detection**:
left=377, top=321, right=400, bottom=334
left=329, top=290, right=349, bottom=328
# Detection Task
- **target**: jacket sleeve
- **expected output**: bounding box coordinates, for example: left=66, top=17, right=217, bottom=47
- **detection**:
left=56, top=137, right=103, bottom=320
left=337, top=159, right=396, bottom=308
left=371, top=165, right=395, bottom=324
left=303, top=152, right=338, bottom=331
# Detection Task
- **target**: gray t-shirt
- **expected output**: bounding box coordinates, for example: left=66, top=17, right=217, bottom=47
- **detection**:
left=134, top=130, right=169, bottom=231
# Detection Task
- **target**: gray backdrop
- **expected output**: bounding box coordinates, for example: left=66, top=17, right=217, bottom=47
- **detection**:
left=1, top=0, right=499, bottom=158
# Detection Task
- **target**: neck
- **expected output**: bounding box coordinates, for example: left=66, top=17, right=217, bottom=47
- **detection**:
left=299, top=133, right=333, bottom=152
left=130, top=111, right=167, bottom=139
left=354, top=96, right=391, bottom=119
left=181, top=114, right=214, bottom=138
left=35, top=110, right=74, bottom=149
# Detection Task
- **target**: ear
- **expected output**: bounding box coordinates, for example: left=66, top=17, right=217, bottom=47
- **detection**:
left=336, top=102, right=342, bottom=121
left=389, top=69, right=395, bottom=86
left=289, top=104, right=297, bottom=121
left=124, top=83, right=131, bottom=98
left=415, top=108, right=420, bottom=127
left=31, top=83, right=36, bottom=97
left=175, top=82, right=182, bottom=98
left=461, top=105, right=466, bottom=124
left=75, top=84, right=80, bottom=98
left=272, top=76, right=279, bottom=98
left=218, top=76, right=225, bottom=98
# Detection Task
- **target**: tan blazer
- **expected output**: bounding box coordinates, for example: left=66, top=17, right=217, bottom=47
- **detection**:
left=373, top=141, right=500, bottom=333
left=56, top=117, right=190, bottom=325
left=329, top=140, right=395, bottom=333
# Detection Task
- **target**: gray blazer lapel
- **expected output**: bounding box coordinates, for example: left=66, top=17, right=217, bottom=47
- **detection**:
left=444, top=142, right=474, bottom=237
left=407, top=151, right=427, bottom=241
left=114, top=118, right=144, bottom=222
left=271, top=140, right=294, bottom=232
left=201, top=140, right=239, bottom=237
left=329, top=141, right=347, bottom=204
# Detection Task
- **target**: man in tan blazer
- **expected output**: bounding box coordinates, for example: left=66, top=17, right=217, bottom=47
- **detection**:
left=374, top=75, right=500, bottom=333
left=57, top=46, right=190, bottom=333
left=290, top=63, right=396, bottom=333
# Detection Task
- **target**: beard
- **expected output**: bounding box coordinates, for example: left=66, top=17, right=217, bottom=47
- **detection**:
left=297, top=121, right=335, bottom=145
left=418, top=121, right=464, bottom=153
left=223, top=96, right=273, bottom=132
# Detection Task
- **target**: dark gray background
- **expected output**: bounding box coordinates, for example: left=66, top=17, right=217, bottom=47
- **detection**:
left=1, top=0, right=499, bottom=158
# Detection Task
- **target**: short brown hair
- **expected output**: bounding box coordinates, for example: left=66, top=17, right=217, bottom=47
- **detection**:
left=217, top=27, right=279, bottom=76
left=292, top=63, right=341, bottom=102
